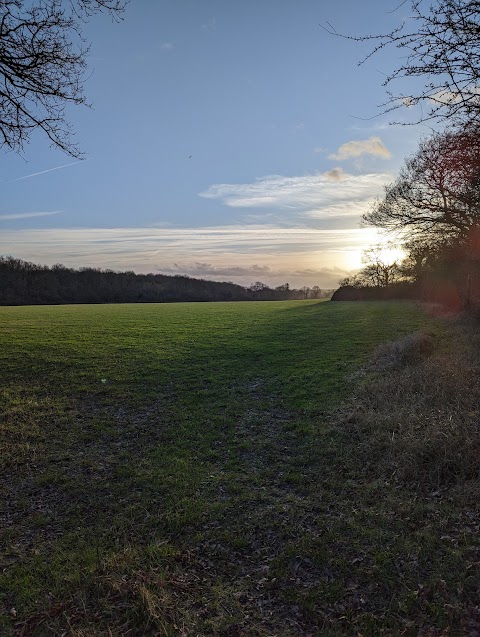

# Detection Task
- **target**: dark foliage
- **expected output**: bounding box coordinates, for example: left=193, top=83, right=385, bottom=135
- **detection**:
left=0, top=256, right=318, bottom=305
left=331, top=282, right=420, bottom=302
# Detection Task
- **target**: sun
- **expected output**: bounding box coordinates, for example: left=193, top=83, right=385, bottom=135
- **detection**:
left=344, top=236, right=406, bottom=272
left=376, top=244, right=406, bottom=266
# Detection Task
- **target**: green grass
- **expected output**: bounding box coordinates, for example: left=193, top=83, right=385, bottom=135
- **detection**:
left=1, top=299, right=474, bottom=635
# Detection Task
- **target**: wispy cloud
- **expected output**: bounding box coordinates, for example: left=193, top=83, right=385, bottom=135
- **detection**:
left=161, top=262, right=351, bottom=288
left=8, top=161, right=84, bottom=183
left=304, top=198, right=377, bottom=217
left=199, top=171, right=391, bottom=224
left=0, top=211, right=63, bottom=221
left=0, top=224, right=380, bottom=285
left=329, top=136, right=392, bottom=161
left=161, top=262, right=272, bottom=278
left=160, top=42, right=174, bottom=50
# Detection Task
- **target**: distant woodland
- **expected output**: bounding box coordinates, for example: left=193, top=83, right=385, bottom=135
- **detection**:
left=0, top=257, right=333, bottom=306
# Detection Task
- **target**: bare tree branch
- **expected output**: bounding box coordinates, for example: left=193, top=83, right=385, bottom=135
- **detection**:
left=0, top=0, right=126, bottom=157
left=323, top=0, right=480, bottom=126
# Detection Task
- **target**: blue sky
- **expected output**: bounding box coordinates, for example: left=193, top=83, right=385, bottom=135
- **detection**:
left=0, top=0, right=430, bottom=288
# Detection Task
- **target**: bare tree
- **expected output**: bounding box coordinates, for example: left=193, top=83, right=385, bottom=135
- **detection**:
left=360, top=244, right=402, bottom=287
left=300, top=285, right=310, bottom=299
left=363, top=126, right=480, bottom=242
left=0, top=0, right=126, bottom=157
left=324, top=0, right=480, bottom=126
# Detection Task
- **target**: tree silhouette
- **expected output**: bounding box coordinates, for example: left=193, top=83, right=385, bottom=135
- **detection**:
left=363, top=127, right=480, bottom=243
left=324, top=0, right=480, bottom=126
left=0, top=0, right=126, bottom=157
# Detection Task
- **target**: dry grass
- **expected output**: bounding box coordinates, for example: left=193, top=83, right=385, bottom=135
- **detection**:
left=368, top=331, right=435, bottom=370
left=340, top=315, right=480, bottom=487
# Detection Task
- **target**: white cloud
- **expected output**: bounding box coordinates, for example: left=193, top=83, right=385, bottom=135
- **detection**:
left=304, top=198, right=377, bottom=219
left=0, top=211, right=63, bottom=221
left=329, top=136, right=392, bottom=161
left=160, top=42, right=174, bottom=50
left=199, top=171, right=391, bottom=224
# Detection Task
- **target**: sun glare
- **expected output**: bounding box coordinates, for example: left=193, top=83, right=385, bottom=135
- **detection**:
left=344, top=234, right=406, bottom=273
left=345, top=251, right=364, bottom=271
left=376, top=245, right=406, bottom=266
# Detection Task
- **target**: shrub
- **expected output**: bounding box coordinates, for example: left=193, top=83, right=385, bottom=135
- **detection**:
left=368, top=332, right=434, bottom=370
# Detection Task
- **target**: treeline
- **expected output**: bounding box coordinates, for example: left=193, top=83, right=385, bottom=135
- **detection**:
left=0, top=257, right=332, bottom=306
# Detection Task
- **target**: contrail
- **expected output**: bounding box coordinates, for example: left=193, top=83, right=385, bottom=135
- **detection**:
left=0, top=211, right=63, bottom=221
left=8, top=160, right=85, bottom=182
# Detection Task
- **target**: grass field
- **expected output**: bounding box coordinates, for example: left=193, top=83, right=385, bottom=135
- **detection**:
left=1, top=300, right=478, bottom=635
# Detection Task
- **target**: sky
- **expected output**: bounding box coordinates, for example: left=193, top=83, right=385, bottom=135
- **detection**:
left=0, top=0, right=431, bottom=289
